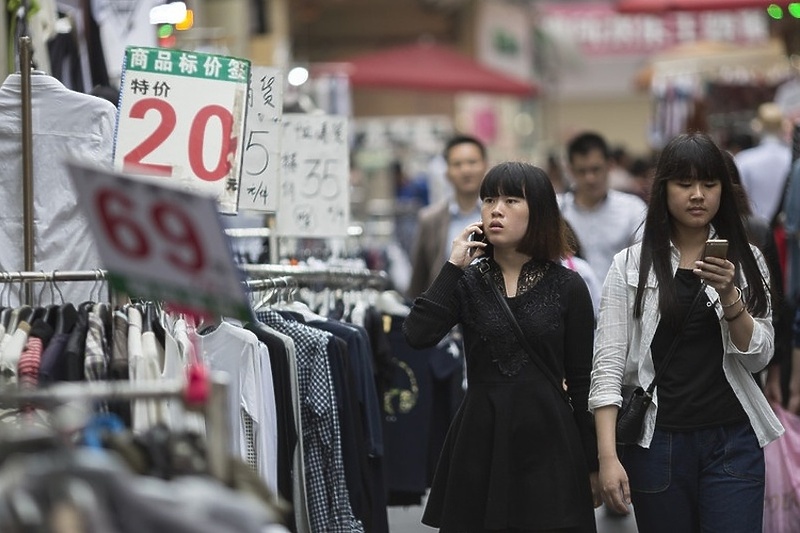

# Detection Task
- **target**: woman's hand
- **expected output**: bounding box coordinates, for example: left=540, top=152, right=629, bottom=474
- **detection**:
left=599, top=456, right=632, bottom=515
left=693, top=256, right=736, bottom=302
left=448, top=222, right=486, bottom=268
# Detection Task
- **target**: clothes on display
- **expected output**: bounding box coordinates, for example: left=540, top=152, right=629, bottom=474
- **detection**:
left=0, top=71, right=115, bottom=306
left=7, top=0, right=160, bottom=91
left=382, top=313, right=464, bottom=505
left=0, top=268, right=461, bottom=533
left=90, top=0, right=164, bottom=87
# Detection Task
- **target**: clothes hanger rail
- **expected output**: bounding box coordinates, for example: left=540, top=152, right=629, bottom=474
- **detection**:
left=241, top=264, right=389, bottom=289
left=0, top=373, right=232, bottom=483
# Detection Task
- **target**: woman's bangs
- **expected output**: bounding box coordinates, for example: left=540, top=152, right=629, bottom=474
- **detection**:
left=661, top=136, right=722, bottom=183
left=480, top=165, right=526, bottom=199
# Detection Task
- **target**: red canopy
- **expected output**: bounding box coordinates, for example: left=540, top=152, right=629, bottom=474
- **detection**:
left=328, top=42, right=537, bottom=97
left=617, top=0, right=777, bottom=12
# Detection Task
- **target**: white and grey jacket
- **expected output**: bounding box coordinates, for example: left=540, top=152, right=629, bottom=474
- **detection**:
left=589, top=238, right=784, bottom=448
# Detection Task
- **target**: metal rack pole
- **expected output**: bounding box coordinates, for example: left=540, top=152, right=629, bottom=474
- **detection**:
left=241, top=264, right=389, bottom=289
left=0, top=270, right=107, bottom=283
left=19, top=36, right=33, bottom=305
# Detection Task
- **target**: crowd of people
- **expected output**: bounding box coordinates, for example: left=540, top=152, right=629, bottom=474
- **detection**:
left=397, top=104, right=799, bottom=532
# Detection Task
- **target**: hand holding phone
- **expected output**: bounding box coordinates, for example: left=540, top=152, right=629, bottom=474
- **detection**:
left=468, top=231, right=486, bottom=256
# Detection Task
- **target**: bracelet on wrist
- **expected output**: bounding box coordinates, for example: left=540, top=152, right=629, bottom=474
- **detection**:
left=720, top=287, right=742, bottom=308
left=724, top=304, right=747, bottom=322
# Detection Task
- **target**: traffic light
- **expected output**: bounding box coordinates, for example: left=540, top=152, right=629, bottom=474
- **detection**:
left=157, top=24, right=176, bottom=48
left=768, top=3, right=800, bottom=19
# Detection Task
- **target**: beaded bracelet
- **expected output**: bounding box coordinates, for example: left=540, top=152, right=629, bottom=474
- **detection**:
left=724, top=304, right=747, bottom=322
left=721, top=287, right=742, bottom=309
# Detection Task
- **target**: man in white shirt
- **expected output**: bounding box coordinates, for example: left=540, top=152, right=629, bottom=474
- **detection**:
left=559, top=132, right=647, bottom=284
left=735, top=102, right=792, bottom=224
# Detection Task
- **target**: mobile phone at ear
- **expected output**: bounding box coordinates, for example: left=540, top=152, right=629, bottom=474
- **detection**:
left=704, top=239, right=728, bottom=259
left=468, top=231, right=486, bottom=256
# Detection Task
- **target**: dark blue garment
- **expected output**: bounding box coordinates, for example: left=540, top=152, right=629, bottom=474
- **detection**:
left=243, top=322, right=297, bottom=509
left=38, top=332, right=71, bottom=384
left=384, top=314, right=434, bottom=504
left=620, top=421, right=764, bottom=533
left=309, top=320, right=384, bottom=456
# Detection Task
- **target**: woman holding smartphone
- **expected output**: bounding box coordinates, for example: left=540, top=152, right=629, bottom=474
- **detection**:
left=590, top=132, right=783, bottom=532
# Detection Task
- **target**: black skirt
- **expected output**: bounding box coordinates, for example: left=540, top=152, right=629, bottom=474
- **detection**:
left=421, top=364, right=597, bottom=533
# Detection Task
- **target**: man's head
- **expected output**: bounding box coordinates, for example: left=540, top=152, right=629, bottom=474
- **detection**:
left=567, top=131, right=611, bottom=206
left=444, top=135, right=487, bottom=200
left=752, top=102, right=785, bottom=137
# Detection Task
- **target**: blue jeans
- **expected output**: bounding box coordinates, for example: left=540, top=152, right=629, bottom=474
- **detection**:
left=618, top=421, right=765, bottom=533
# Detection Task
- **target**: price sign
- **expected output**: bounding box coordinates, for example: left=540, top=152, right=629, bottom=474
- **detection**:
left=276, top=114, right=350, bottom=237
left=113, top=46, right=250, bottom=214
left=239, top=66, right=283, bottom=212
left=67, top=160, right=252, bottom=321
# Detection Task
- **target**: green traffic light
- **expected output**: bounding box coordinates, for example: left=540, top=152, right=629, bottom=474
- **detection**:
left=767, top=4, right=784, bottom=19
left=789, top=3, right=800, bottom=17
left=158, top=24, right=173, bottom=39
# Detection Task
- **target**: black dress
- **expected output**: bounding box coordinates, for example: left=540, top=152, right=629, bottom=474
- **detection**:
left=403, top=258, right=598, bottom=532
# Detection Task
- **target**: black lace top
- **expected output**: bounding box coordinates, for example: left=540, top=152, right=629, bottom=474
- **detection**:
left=402, top=258, right=598, bottom=532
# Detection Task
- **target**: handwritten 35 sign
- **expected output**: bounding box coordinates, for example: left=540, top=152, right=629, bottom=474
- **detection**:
left=275, top=114, right=350, bottom=237
left=113, top=46, right=250, bottom=214
left=67, top=160, right=252, bottom=321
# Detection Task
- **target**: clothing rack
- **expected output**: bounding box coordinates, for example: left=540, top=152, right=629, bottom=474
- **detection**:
left=0, top=270, right=305, bottom=304
left=241, top=264, right=389, bottom=289
left=0, top=269, right=113, bottom=306
left=0, top=269, right=107, bottom=283
left=0, top=374, right=233, bottom=483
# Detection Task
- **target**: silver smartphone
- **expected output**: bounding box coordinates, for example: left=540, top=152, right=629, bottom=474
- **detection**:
left=704, top=239, right=729, bottom=259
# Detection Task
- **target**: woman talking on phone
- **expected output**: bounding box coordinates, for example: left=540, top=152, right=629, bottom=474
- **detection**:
left=589, top=132, right=784, bottom=533
left=404, top=162, right=600, bottom=532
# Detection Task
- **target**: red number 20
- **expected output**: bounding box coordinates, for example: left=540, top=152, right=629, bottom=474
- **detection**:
left=96, top=188, right=205, bottom=274
left=123, top=98, right=235, bottom=182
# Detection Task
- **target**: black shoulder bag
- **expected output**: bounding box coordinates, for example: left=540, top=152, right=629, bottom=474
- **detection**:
left=479, top=262, right=573, bottom=411
left=615, top=283, right=706, bottom=445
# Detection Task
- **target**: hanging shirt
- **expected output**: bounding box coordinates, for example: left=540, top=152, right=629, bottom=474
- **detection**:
left=248, top=321, right=311, bottom=533
left=195, top=322, right=277, bottom=493
left=0, top=73, right=116, bottom=306
left=91, top=0, right=165, bottom=86
left=256, top=309, right=364, bottom=533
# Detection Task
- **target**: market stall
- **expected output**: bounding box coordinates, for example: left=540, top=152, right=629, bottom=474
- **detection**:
left=634, top=38, right=794, bottom=147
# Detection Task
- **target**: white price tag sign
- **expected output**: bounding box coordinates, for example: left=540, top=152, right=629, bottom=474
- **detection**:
left=67, top=160, right=251, bottom=321
left=240, top=66, right=283, bottom=211
left=276, top=114, right=350, bottom=237
left=113, top=46, right=250, bottom=214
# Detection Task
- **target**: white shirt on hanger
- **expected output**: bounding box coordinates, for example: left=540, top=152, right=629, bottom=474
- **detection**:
left=196, top=321, right=278, bottom=493
left=91, top=0, right=165, bottom=87
left=0, top=73, right=116, bottom=306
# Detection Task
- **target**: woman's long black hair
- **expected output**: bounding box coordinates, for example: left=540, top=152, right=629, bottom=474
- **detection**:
left=633, top=133, right=770, bottom=325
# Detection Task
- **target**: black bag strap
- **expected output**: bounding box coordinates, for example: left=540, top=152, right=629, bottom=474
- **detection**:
left=479, top=262, right=573, bottom=410
left=643, top=282, right=707, bottom=396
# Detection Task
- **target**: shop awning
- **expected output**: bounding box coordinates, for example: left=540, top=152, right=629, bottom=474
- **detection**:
left=617, top=0, right=777, bottom=12
left=325, top=42, right=537, bottom=97
left=633, top=39, right=792, bottom=90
